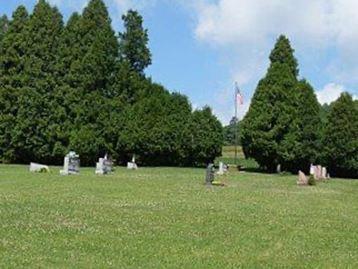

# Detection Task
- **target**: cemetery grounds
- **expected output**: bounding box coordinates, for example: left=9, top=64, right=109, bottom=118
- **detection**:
left=0, top=147, right=357, bottom=268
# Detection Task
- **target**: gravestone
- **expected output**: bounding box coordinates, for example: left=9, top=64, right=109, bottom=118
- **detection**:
left=322, top=167, right=327, bottom=179
left=310, top=164, right=315, bottom=175
left=127, top=155, right=138, bottom=170
left=205, top=163, right=215, bottom=185
left=217, top=162, right=225, bottom=175
left=95, top=154, right=113, bottom=175
left=60, top=151, right=80, bottom=175
left=30, top=163, right=50, bottom=173
left=310, top=164, right=328, bottom=180
left=297, top=170, right=308, bottom=185
left=277, top=164, right=281, bottom=174
left=317, top=165, right=323, bottom=180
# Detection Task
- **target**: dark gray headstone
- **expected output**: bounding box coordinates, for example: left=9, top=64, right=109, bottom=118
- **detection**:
left=205, top=163, right=215, bottom=185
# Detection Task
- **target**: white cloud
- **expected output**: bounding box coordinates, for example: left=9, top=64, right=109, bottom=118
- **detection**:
left=194, top=0, right=358, bottom=52
left=184, top=0, right=358, bottom=122
left=111, top=0, right=158, bottom=11
left=48, top=0, right=89, bottom=10
left=316, top=83, right=345, bottom=105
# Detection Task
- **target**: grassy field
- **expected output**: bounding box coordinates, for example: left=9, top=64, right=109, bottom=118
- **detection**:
left=217, top=146, right=259, bottom=170
left=0, top=165, right=357, bottom=268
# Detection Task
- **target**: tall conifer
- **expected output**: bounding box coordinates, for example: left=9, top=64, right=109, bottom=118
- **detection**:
left=119, top=10, right=152, bottom=74
left=0, top=6, right=29, bottom=162
left=241, top=35, right=299, bottom=171
left=14, top=0, right=63, bottom=163
left=0, top=15, right=9, bottom=43
left=293, top=80, right=322, bottom=172
left=323, top=93, right=358, bottom=178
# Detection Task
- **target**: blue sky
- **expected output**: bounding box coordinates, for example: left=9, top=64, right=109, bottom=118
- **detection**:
left=2, top=0, right=358, bottom=124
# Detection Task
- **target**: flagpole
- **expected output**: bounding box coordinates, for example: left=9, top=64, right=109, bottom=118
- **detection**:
left=234, top=82, right=238, bottom=167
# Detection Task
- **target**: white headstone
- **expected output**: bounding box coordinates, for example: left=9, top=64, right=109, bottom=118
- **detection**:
left=322, top=167, right=327, bottom=179
left=29, top=163, right=50, bottom=173
left=297, top=170, right=308, bottom=185
left=318, top=165, right=323, bottom=179
left=217, top=162, right=225, bottom=175
left=310, top=164, right=315, bottom=175
left=127, top=155, right=138, bottom=170
left=95, top=155, right=113, bottom=175
left=127, top=162, right=138, bottom=170
left=277, top=164, right=281, bottom=174
left=60, top=151, right=80, bottom=175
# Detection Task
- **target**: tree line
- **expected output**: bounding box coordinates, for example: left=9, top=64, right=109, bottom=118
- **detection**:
left=240, top=36, right=358, bottom=178
left=0, top=0, right=223, bottom=166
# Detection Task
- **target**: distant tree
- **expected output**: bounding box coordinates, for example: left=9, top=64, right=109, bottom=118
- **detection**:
left=119, top=10, right=151, bottom=74
left=116, top=83, right=193, bottom=166
left=0, top=6, right=29, bottom=162
left=223, top=117, right=240, bottom=145
left=241, top=35, right=299, bottom=172
left=323, top=93, right=358, bottom=178
left=189, top=107, right=223, bottom=166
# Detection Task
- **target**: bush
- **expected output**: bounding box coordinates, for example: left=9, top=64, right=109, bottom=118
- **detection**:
left=308, top=175, right=316, bottom=186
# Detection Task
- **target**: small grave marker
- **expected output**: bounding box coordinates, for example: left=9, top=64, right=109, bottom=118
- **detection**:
left=30, top=163, right=50, bottom=173
left=60, top=151, right=80, bottom=175
left=95, top=154, right=113, bottom=175
left=205, top=163, right=215, bottom=185
left=127, top=155, right=138, bottom=170
left=297, top=170, right=308, bottom=185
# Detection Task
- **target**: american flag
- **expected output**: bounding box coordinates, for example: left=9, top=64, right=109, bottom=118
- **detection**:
left=235, top=83, right=244, bottom=105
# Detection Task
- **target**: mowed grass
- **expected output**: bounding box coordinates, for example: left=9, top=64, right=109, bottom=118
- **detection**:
left=0, top=165, right=357, bottom=268
left=217, top=146, right=259, bottom=170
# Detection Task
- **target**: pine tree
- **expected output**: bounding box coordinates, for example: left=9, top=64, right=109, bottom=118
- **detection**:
left=323, top=93, right=358, bottom=178
left=241, top=35, right=299, bottom=172
left=119, top=10, right=151, bottom=74
left=0, top=6, right=29, bottom=162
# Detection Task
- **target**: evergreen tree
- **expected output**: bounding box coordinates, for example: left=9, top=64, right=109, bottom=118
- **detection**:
left=320, top=103, right=330, bottom=124
left=224, top=117, right=240, bottom=145
left=0, top=15, right=9, bottom=43
left=76, top=0, right=118, bottom=94
left=241, top=35, right=299, bottom=172
left=119, top=10, right=151, bottom=74
left=13, top=0, right=64, bottom=163
left=54, top=0, right=119, bottom=165
left=116, top=83, right=193, bottom=166
left=293, top=80, right=322, bottom=172
left=269, top=35, right=299, bottom=77
left=0, top=2, right=224, bottom=167
left=57, top=12, right=82, bottom=86
left=0, top=6, right=29, bottom=162
left=190, top=107, right=223, bottom=166
left=323, top=93, right=358, bottom=178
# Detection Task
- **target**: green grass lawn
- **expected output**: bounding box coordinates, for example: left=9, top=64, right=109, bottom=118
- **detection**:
left=217, top=146, right=259, bottom=170
left=0, top=165, right=357, bottom=268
